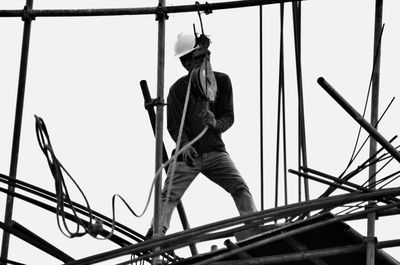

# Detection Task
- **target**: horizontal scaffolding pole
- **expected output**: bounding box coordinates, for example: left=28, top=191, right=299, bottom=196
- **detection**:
left=65, top=188, right=400, bottom=265
left=0, top=220, right=75, bottom=263
left=209, top=243, right=365, bottom=265
left=0, top=0, right=304, bottom=18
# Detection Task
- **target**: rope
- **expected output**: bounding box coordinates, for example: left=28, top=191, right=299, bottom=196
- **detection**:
left=161, top=70, right=195, bottom=226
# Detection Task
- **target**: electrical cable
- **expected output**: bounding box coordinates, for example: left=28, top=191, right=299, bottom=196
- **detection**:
left=34, top=114, right=208, bottom=241
left=35, top=115, right=94, bottom=238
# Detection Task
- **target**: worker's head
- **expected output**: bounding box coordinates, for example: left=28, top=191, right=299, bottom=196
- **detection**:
left=174, top=32, right=211, bottom=71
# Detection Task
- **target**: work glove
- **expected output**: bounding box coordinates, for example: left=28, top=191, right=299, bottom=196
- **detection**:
left=199, top=109, right=217, bottom=129
left=182, top=146, right=198, bottom=167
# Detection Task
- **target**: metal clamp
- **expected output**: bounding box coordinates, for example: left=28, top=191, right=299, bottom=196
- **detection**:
left=22, top=5, right=35, bottom=21
left=365, top=236, right=378, bottom=245
left=155, top=3, right=169, bottom=21
left=145, top=97, right=166, bottom=110
left=204, top=2, right=213, bottom=15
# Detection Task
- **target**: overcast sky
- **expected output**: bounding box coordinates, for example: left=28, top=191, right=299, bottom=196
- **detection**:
left=1, top=0, right=400, bottom=264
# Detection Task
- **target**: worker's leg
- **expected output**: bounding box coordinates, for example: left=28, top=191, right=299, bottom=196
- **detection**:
left=159, top=161, right=199, bottom=230
left=202, top=151, right=257, bottom=215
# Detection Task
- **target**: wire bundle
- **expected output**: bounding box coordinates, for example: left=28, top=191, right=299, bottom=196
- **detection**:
left=34, top=115, right=99, bottom=238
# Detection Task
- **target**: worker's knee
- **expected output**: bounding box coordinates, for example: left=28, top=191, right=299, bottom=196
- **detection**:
left=230, top=185, right=251, bottom=198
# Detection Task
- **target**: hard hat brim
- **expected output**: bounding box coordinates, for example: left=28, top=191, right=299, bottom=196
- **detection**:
left=175, top=46, right=198, bottom=58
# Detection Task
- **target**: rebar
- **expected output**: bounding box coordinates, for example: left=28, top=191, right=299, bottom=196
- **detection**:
left=317, top=77, right=400, bottom=164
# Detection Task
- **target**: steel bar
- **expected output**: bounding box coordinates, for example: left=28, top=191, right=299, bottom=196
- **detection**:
left=288, top=169, right=356, bottom=193
left=0, top=258, right=25, bottom=265
left=1, top=0, right=34, bottom=261
left=317, top=77, right=400, bottom=164
left=284, top=236, right=329, bottom=265
left=0, top=184, right=179, bottom=264
left=367, top=1, right=384, bottom=264
left=209, top=244, right=364, bottom=265
left=320, top=135, right=397, bottom=198
left=64, top=188, right=400, bottom=265
left=0, top=185, right=132, bottom=247
left=9, top=221, right=74, bottom=262
left=139, top=80, right=198, bottom=256
left=191, top=203, right=399, bottom=265
left=224, top=239, right=253, bottom=259
left=302, top=167, right=369, bottom=192
left=292, top=0, right=309, bottom=202
left=0, top=0, right=305, bottom=18
left=0, top=173, right=144, bottom=243
left=378, top=239, right=400, bottom=249
left=302, top=167, right=400, bottom=205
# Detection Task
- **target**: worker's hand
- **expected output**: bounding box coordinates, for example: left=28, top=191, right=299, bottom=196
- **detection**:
left=199, top=109, right=217, bottom=129
left=182, top=146, right=198, bottom=167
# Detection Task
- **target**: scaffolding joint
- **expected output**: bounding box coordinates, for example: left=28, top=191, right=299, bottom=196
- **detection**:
left=155, top=3, right=168, bottom=21
left=22, top=5, right=35, bottom=21
left=365, top=236, right=378, bottom=246
left=196, top=1, right=213, bottom=15
left=145, top=97, right=166, bottom=110
left=365, top=203, right=380, bottom=220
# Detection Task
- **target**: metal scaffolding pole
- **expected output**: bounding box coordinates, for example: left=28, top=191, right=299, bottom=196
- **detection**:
left=0, top=0, right=303, bottom=18
left=153, top=0, right=166, bottom=264
left=317, top=77, right=400, bottom=164
left=140, top=80, right=198, bottom=256
left=367, top=1, right=383, bottom=265
left=1, top=0, right=34, bottom=261
left=64, top=188, right=400, bottom=265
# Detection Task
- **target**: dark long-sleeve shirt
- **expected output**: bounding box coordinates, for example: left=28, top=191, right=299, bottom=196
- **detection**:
left=167, top=71, right=234, bottom=155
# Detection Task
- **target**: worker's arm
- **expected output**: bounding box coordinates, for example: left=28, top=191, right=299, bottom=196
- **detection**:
left=167, top=85, right=191, bottom=146
left=213, top=73, right=234, bottom=133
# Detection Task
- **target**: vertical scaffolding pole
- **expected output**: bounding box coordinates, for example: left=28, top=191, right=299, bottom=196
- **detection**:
left=1, top=0, right=34, bottom=261
left=367, top=1, right=383, bottom=265
left=292, top=1, right=309, bottom=203
left=259, top=5, right=264, bottom=211
left=153, top=1, right=166, bottom=264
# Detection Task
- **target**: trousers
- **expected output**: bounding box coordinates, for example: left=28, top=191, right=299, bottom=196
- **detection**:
left=157, top=151, right=257, bottom=230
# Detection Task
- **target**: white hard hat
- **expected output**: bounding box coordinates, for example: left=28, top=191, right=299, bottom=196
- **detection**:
left=174, top=32, right=199, bottom=58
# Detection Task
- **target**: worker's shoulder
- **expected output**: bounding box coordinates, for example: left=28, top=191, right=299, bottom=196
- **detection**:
left=170, top=75, right=188, bottom=91
left=214, top=71, right=230, bottom=79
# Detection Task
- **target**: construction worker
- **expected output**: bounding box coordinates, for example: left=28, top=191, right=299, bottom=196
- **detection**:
left=145, top=31, right=257, bottom=239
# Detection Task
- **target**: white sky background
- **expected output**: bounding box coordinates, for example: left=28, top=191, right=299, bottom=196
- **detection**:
left=1, top=0, right=400, bottom=264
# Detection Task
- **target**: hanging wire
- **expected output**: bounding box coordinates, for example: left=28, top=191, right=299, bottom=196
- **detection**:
left=35, top=115, right=94, bottom=238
